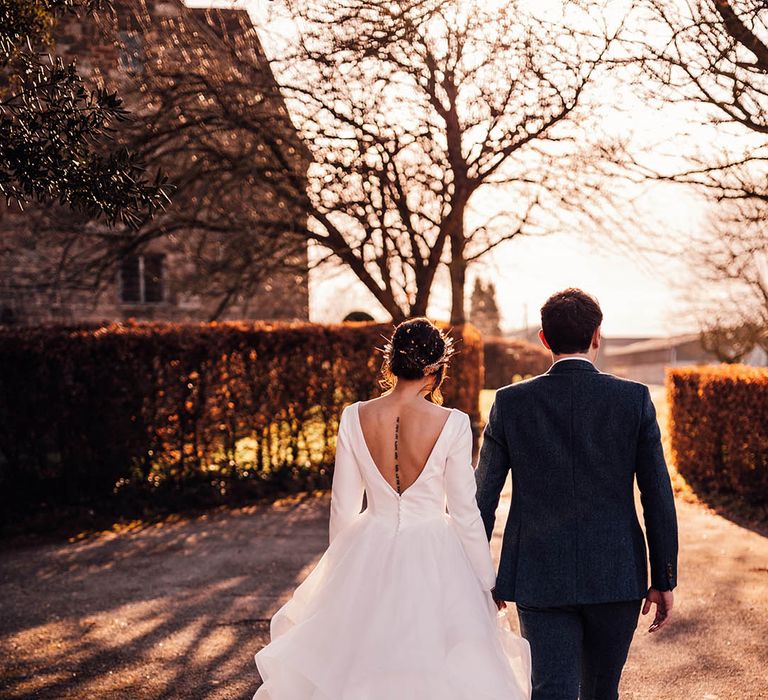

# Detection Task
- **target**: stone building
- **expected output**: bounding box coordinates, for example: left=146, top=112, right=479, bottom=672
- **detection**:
left=0, top=1, right=310, bottom=325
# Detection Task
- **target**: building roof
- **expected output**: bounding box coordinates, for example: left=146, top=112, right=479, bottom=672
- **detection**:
left=191, top=7, right=253, bottom=38
left=186, top=5, right=312, bottom=164
left=604, top=333, right=702, bottom=357
left=188, top=7, right=265, bottom=62
left=602, top=336, right=652, bottom=348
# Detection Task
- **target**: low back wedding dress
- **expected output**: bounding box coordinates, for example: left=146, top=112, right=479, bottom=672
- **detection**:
left=254, top=401, right=531, bottom=700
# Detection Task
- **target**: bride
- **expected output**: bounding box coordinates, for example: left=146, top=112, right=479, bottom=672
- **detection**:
left=254, top=318, right=531, bottom=700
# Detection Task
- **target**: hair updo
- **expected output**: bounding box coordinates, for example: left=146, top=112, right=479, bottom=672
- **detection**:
left=380, top=317, right=453, bottom=404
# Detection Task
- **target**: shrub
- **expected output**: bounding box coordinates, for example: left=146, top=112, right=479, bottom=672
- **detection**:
left=0, top=321, right=483, bottom=519
left=667, top=365, right=768, bottom=505
left=483, top=336, right=550, bottom=388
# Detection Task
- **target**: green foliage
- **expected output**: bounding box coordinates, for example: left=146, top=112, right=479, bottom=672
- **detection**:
left=0, top=0, right=53, bottom=53
left=0, top=0, right=169, bottom=226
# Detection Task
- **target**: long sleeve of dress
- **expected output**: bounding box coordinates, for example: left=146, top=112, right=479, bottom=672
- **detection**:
left=329, top=407, right=365, bottom=545
left=445, top=413, right=497, bottom=591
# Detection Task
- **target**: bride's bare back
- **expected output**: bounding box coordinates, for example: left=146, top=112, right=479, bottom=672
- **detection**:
left=357, top=395, right=453, bottom=495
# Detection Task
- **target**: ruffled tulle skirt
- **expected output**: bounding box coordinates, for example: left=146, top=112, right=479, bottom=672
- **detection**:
left=254, top=513, right=531, bottom=700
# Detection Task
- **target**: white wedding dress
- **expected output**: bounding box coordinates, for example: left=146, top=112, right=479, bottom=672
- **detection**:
left=254, top=402, right=531, bottom=700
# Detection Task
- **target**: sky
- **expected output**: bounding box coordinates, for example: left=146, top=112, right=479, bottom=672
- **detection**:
left=188, top=0, right=711, bottom=337
left=306, top=183, right=704, bottom=337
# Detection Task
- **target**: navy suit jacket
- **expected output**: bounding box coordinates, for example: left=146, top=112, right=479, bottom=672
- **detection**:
left=476, top=359, right=678, bottom=607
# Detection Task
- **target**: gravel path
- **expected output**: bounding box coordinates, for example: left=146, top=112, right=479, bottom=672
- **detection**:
left=0, top=496, right=327, bottom=700
left=1, top=487, right=766, bottom=699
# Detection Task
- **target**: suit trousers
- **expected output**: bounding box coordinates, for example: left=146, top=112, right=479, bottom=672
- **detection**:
left=516, top=599, right=642, bottom=700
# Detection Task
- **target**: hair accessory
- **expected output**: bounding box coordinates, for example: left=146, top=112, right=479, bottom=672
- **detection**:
left=378, top=326, right=457, bottom=375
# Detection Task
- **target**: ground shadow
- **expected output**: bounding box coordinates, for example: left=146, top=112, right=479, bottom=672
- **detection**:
left=0, top=495, right=330, bottom=700
left=681, top=481, right=768, bottom=539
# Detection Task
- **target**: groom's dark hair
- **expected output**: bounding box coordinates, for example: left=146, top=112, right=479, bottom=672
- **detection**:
left=540, top=288, right=603, bottom=354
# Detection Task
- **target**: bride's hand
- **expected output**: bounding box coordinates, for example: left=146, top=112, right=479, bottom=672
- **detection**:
left=491, top=588, right=507, bottom=611
left=643, top=588, right=674, bottom=633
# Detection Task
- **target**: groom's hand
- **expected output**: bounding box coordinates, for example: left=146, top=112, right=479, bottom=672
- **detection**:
left=643, top=588, right=674, bottom=633
left=491, top=588, right=507, bottom=611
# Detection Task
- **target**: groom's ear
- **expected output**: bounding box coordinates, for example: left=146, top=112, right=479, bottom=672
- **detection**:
left=538, top=329, right=551, bottom=350
left=591, top=326, right=601, bottom=350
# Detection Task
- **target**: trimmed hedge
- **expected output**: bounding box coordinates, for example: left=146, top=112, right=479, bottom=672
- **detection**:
left=483, top=336, right=551, bottom=389
left=0, top=321, right=483, bottom=517
left=667, top=365, right=768, bottom=505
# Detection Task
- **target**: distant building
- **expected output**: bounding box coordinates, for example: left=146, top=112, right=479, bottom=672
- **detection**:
left=499, top=319, right=766, bottom=384
left=600, top=336, right=650, bottom=352
left=0, top=0, right=309, bottom=325
left=602, top=333, right=720, bottom=385
left=502, top=330, right=767, bottom=383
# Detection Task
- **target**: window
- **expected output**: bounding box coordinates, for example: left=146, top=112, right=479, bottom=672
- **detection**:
left=143, top=254, right=164, bottom=303
left=120, top=254, right=165, bottom=304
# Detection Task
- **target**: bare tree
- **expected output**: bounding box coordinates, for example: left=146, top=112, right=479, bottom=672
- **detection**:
left=635, top=0, right=768, bottom=336
left=691, top=199, right=768, bottom=337
left=700, top=317, right=766, bottom=363
left=261, top=0, right=628, bottom=323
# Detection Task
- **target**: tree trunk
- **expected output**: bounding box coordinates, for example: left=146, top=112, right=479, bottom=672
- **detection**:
left=449, top=253, right=467, bottom=325
left=410, top=296, right=429, bottom=318
left=389, top=307, right=408, bottom=324
left=446, top=199, right=468, bottom=326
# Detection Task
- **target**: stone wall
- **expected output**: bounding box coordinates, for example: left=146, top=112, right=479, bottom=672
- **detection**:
left=0, top=0, right=309, bottom=326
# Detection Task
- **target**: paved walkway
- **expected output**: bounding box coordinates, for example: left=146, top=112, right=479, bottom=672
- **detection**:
left=1, top=487, right=766, bottom=699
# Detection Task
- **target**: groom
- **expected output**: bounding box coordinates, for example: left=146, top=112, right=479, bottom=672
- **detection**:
left=476, top=288, right=678, bottom=700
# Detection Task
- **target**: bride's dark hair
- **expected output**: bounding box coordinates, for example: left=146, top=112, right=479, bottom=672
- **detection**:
left=380, top=317, right=454, bottom=405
